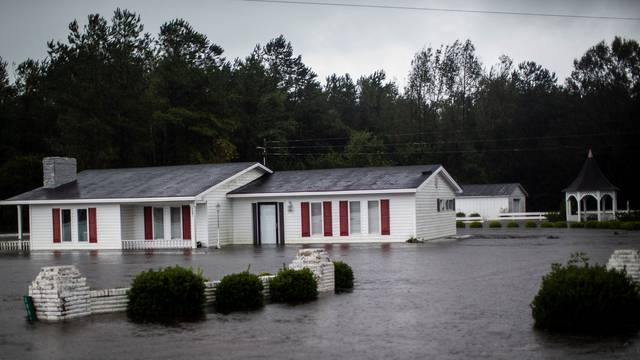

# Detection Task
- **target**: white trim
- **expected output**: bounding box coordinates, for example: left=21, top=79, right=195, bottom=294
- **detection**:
left=195, top=163, right=272, bottom=199
left=0, top=197, right=197, bottom=205
left=227, top=188, right=416, bottom=198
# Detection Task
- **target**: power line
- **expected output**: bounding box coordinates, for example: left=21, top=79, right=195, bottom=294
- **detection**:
left=240, top=0, right=640, bottom=21
left=265, top=131, right=639, bottom=149
left=266, top=143, right=640, bottom=156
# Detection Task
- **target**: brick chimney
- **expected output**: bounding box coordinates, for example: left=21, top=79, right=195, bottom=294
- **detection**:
left=43, top=157, right=77, bottom=188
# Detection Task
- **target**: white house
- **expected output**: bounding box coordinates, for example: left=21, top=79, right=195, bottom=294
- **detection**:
left=1, top=158, right=462, bottom=250
left=455, top=183, right=528, bottom=219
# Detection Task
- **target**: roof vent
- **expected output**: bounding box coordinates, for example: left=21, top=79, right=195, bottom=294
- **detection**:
left=43, top=157, right=77, bottom=188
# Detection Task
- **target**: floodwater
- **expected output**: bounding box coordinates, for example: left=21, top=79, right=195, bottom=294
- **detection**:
left=1, top=229, right=640, bottom=360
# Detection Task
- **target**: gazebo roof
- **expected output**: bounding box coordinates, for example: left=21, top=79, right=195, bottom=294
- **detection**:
left=563, top=150, right=619, bottom=192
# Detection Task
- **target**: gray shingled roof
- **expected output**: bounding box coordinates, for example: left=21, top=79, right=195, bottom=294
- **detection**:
left=459, top=183, right=527, bottom=197
left=563, top=152, right=618, bottom=192
left=229, top=164, right=442, bottom=194
left=6, top=162, right=259, bottom=201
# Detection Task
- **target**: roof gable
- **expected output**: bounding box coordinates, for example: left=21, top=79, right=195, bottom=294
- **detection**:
left=5, top=162, right=265, bottom=202
left=459, top=183, right=528, bottom=197
left=229, top=164, right=443, bottom=195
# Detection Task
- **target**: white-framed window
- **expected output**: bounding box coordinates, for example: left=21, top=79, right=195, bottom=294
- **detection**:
left=311, top=202, right=323, bottom=235
left=61, top=209, right=72, bottom=242
left=77, top=208, right=88, bottom=242
left=349, top=201, right=361, bottom=235
left=368, top=200, right=380, bottom=234
left=170, top=207, right=182, bottom=239
left=437, top=198, right=455, bottom=212
left=153, top=207, right=164, bottom=240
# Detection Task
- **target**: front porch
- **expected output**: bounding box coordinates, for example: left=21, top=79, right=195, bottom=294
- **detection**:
left=120, top=203, right=205, bottom=250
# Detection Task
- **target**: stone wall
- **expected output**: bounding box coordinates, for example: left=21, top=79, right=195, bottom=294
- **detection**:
left=28, top=266, right=275, bottom=321
left=607, top=249, right=640, bottom=283
left=289, top=248, right=335, bottom=293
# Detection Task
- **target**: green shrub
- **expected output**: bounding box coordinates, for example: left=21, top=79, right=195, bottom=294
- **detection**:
left=525, top=221, right=537, bottom=228
left=259, top=272, right=272, bottom=276
left=620, top=222, right=640, bottom=231
left=531, top=253, right=640, bottom=334
left=569, top=222, right=584, bottom=228
left=553, top=221, right=567, bottom=228
left=469, top=221, right=482, bottom=228
left=584, top=220, right=598, bottom=229
left=456, top=212, right=466, bottom=217
left=214, top=272, right=264, bottom=314
left=507, top=221, right=519, bottom=228
left=333, top=261, right=354, bottom=293
left=456, top=221, right=466, bottom=228
left=469, top=213, right=481, bottom=218
left=540, top=221, right=554, bottom=228
left=406, top=236, right=423, bottom=243
left=269, top=268, right=318, bottom=303
left=127, top=266, right=206, bottom=323
left=489, top=221, right=502, bottom=228
left=545, top=211, right=565, bottom=222
left=617, top=210, right=640, bottom=222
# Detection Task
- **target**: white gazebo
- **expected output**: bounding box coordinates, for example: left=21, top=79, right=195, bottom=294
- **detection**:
left=564, top=150, right=619, bottom=222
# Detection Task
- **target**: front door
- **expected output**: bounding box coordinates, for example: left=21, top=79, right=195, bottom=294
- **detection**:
left=259, top=204, right=278, bottom=244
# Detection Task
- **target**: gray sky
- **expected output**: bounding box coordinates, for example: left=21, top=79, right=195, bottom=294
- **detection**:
left=1, top=0, right=639, bottom=88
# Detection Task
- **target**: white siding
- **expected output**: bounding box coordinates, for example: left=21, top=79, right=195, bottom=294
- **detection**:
left=30, top=204, right=122, bottom=250
left=196, top=203, right=208, bottom=246
left=202, top=168, right=266, bottom=246
left=232, top=193, right=416, bottom=244
left=509, top=188, right=526, bottom=212
left=415, top=172, right=457, bottom=240
left=456, top=197, right=510, bottom=219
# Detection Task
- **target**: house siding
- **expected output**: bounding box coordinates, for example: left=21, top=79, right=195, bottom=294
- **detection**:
left=202, top=168, right=266, bottom=246
left=231, top=193, right=416, bottom=244
left=30, top=203, right=122, bottom=250
left=415, top=172, right=457, bottom=240
left=455, top=197, right=510, bottom=219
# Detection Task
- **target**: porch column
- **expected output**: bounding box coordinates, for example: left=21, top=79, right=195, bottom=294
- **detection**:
left=613, top=192, right=618, bottom=217
left=565, top=193, right=571, bottom=221
left=576, top=192, right=582, bottom=222
left=596, top=191, right=602, bottom=222
left=190, top=203, right=196, bottom=249
left=17, top=205, right=23, bottom=248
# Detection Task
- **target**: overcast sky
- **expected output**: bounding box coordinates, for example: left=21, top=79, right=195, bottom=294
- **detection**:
left=1, top=0, right=639, bottom=88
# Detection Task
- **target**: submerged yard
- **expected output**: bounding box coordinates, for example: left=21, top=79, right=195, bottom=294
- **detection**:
left=1, top=229, right=640, bottom=359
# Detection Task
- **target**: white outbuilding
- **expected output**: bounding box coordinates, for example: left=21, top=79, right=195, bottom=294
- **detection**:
left=455, top=183, right=528, bottom=219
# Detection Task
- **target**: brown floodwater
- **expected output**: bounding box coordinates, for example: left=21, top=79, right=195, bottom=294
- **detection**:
left=1, top=228, right=639, bottom=359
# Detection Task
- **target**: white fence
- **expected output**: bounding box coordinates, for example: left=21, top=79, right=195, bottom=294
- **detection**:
left=122, top=239, right=192, bottom=250
left=0, top=240, right=30, bottom=252
left=457, top=212, right=548, bottom=223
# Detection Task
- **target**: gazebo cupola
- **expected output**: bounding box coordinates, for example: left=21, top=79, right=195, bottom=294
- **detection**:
left=564, top=150, right=619, bottom=222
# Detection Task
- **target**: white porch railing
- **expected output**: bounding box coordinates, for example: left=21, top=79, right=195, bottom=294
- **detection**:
left=122, top=239, right=192, bottom=250
left=0, top=240, right=30, bottom=252
left=456, top=216, right=484, bottom=223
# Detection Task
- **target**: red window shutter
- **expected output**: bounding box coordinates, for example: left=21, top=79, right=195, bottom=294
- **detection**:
left=381, top=199, right=390, bottom=235
left=89, top=208, right=97, bottom=243
left=182, top=205, right=191, bottom=240
left=301, top=202, right=310, bottom=237
left=144, top=206, right=153, bottom=240
left=339, top=201, right=348, bottom=236
left=323, top=201, right=333, bottom=236
left=52, top=208, right=61, bottom=243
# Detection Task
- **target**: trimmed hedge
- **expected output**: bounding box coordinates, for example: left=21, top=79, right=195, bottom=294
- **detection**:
left=456, top=221, right=466, bottom=228
left=531, top=253, right=640, bottom=334
left=525, top=221, right=537, bottom=228
left=456, top=212, right=466, bottom=217
left=127, top=266, right=206, bottom=323
left=507, top=221, right=519, bottom=228
left=334, top=261, right=354, bottom=293
left=489, top=221, right=502, bottom=228
left=214, top=272, right=264, bottom=314
left=269, top=268, right=318, bottom=303
left=569, top=222, right=584, bottom=228
left=469, top=221, right=483, bottom=228
left=553, top=221, right=567, bottom=228
left=469, top=213, right=481, bottom=218
left=540, top=221, right=554, bottom=228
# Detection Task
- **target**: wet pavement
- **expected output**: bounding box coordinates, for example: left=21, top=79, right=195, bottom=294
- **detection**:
left=1, top=228, right=640, bottom=359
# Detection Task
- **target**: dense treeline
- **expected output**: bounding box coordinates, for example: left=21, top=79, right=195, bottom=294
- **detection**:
left=1, top=9, right=639, bottom=229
